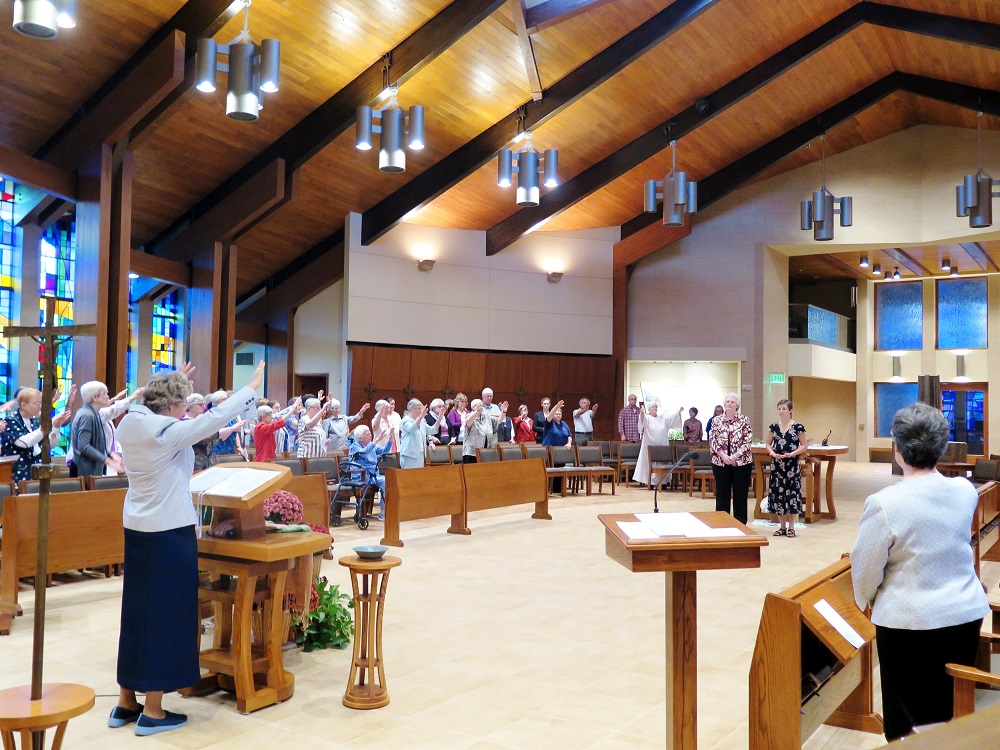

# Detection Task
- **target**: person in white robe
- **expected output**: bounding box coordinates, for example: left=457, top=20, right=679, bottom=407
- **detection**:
left=632, top=402, right=684, bottom=487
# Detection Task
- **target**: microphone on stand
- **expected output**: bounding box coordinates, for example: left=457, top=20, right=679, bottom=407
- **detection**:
left=821, top=430, right=831, bottom=447
left=653, top=451, right=700, bottom=513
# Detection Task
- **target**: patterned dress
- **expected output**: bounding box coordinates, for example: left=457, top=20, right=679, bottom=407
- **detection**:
left=2, top=410, right=44, bottom=483
left=768, top=421, right=806, bottom=515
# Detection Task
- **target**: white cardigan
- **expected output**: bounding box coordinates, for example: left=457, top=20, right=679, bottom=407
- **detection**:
left=851, top=472, right=988, bottom=629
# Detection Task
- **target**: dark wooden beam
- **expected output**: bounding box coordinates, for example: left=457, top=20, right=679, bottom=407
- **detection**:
left=235, top=322, right=268, bottom=345
left=508, top=0, right=543, bottom=101
left=613, top=218, right=691, bottom=271
left=41, top=31, right=186, bottom=168
left=486, top=3, right=1000, bottom=255
left=148, top=0, right=505, bottom=255
left=814, top=254, right=872, bottom=282
left=35, top=0, right=239, bottom=159
left=360, top=0, right=720, bottom=246
left=525, top=0, right=616, bottom=34
left=959, top=242, right=1000, bottom=272
left=0, top=144, right=76, bottom=202
left=883, top=247, right=932, bottom=277
left=130, top=249, right=192, bottom=286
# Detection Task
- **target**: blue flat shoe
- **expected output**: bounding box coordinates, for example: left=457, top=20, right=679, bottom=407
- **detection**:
left=134, top=710, right=188, bottom=736
left=108, top=705, right=143, bottom=728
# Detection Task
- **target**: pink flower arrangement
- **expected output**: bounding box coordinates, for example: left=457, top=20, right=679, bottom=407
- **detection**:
left=264, top=490, right=304, bottom=524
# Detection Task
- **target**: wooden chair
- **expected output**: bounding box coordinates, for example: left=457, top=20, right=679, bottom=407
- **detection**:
left=602, top=441, right=619, bottom=470
left=88, top=475, right=129, bottom=491
left=499, top=444, right=524, bottom=461
left=425, top=443, right=452, bottom=465
left=615, top=442, right=641, bottom=485
left=269, top=458, right=305, bottom=476
left=576, top=445, right=616, bottom=494
left=646, top=444, right=674, bottom=490
left=591, top=440, right=611, bottom=463
left=214, top=453, right=247, bottom=464
left=947, top=608, right=1000, bottom=719
left=18, top=477, right=87, bottom=495
left=476, top=447, right=501, bottom=463
left=549, top=446, right=589, bottom=495
left=972, top=459, right=999, bottom=485
left=689, top=452, right=715, bottom=498
left=304, top=456, right=340, bottom=483
left=448, top=444, right=465, bottom=464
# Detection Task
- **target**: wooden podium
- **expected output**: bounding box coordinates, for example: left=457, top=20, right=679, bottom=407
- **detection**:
left=749, top=557, right=883, bottom=749
left=600, top=511, right=767, bottom=749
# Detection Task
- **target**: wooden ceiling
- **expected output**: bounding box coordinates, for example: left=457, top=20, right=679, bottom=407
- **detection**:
left=789, top=241, right=1000, bottom=283
left=3, top=0, right=1000, bottom=305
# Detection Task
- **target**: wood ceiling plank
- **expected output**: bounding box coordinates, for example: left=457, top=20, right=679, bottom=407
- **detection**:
left=959, top=242, right=1000, bottom=272
left=882, top=247, right=931, bottom=277
left=525, top=0, right=617, bottom=34
left=0, top=145, right=76, bottom=202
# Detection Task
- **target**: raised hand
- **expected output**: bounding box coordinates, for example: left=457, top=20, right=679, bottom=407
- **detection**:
left=180, top=362, right=196, bottom=378
left=112, top=388, right=128, bottom=402
left=249, top=360, right=265, bottom=391
left=360, top=403, right=371, bottom=414
left=499, top=401, right=509, bottom=413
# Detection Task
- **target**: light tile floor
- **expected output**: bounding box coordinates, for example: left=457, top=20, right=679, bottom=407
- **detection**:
left=1, top=462, right=992, bottom=748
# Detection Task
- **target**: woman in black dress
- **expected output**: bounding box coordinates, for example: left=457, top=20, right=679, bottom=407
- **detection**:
left=766, top=399, right=808, bottom=538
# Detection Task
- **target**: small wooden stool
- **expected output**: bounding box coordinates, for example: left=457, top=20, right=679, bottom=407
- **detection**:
left=339, top=555, right=402, bottom=709
left=0, top=683, right=94, bottom=750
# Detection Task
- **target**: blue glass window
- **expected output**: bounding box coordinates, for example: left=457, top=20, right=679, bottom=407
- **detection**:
left=807, top=306, right=838, bottom=346
left=937, top=278, right=987, bottom=350
left=0, top=178, right=20, bottom=403
left=875, top=383, right=919, bottom=438
left=39, top=218, right=76, bottom=455
left=876, top=281, right=922, bottom=351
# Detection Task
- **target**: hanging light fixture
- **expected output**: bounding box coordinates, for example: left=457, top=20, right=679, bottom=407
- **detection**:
left=800, top=134, right=853, bottom=241
left=13, top=0, right=75, bottom=38
left=956, top=112, right=999, bottom=228
left=497, top=116, right=558, bottom=207
left=356, top=54, right=424, bottom=173
left=859, top=255, right=869, bottom=268
left=643, top=136, right=697, bottom=226
left=892, top=267, right=901, bottom=280
left=941, top=257, right=950, bottom=271
left=872, top=263, right=882, bottom=276
left=194, top=0, right=281, bottom=122
left=950, top=265, right=959, bottom=277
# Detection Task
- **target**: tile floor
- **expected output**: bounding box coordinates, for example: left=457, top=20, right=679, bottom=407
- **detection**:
left=1, top=462, right=989, bottom=748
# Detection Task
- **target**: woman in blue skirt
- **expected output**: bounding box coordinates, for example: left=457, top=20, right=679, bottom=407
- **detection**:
left=110, top=361, right=263, bottom=736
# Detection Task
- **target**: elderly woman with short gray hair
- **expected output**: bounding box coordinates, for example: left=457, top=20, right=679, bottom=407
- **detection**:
left=295, top=397, right=329, bottom=459
left=400, top=398, right=442, bottom=468
left=852, top=402, right=988, bottom=741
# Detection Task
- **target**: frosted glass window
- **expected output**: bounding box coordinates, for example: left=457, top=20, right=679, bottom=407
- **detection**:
left=875, top=383, right=919, bottom=438
left=807, top=306, right=837, bottom=346
left=875, top=282, right=922, bottom=351
left=937, top=278, right=987, bottom=350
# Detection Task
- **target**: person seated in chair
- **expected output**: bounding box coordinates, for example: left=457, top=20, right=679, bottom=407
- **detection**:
left=347, top=425, right=395, bottom=516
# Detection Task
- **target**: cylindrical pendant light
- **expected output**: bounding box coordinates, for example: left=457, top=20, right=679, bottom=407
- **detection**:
left=970, top=174, right=993, bottom=228
left=378, top=107, right=406, bottom=172
left=941, top=257, right=950, bottom=271
left=543, top=149, right=558, bottom=188
left=356, top=106, right=373, bottom=150
left=226, top=42, right=259, bottom=121
left=800, top=201, right=812, bottom=231
left=516, top=150, right=540, bottom=207
left=643, top=180, right=658, bottom=213
left=872, top=263, right=882, bottom=276
left=839, top=196, right=853, bottom=226
left=498, top=150, right=513, bottom=188
left=407, top=105, right=424, bottom=150
left=13, top=0, right=58, bottom=38
left=686, top=181, right=698, bottom=213
left=859, top=255, right=869, bottom=268
left=195, top=38, right=218, bottom=93
left=259, top=39, right=281, bottom=93
left=950, top=265, right=959, bottom=277
left=56, top=0, right=75, bottom=28
left=963, top=174, right=979, bottom=210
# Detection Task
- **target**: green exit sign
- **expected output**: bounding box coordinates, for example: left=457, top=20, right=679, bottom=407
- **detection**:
left=769, top=372, right=786, bottom=385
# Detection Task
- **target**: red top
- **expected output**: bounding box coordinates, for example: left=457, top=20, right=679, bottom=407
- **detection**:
left=252, top=417, right=285, bottom=462
left=513, top=416, right=536, bottom=443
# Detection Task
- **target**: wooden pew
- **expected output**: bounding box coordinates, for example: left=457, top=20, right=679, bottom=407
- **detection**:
left=381, top=465, right=469, bottom=547
left=749, top=557, right=883, bottom=749
left=283, top=472, right=330, bottom=529
left=463, top=458, right=550, bottom=522
left=972, top=480, right=1000, bottom=577
left=0, top=489, right=126, bottom=634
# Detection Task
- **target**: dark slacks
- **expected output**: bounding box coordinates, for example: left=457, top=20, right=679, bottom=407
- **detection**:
left=462, top=455, right=477, bottom=464
left=712, top=462, right=752, bottom=524
left=875, top=619, right=982, bottom=741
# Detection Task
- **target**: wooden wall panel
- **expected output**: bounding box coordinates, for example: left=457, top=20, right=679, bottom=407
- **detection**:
left=372, top=347, right=412, bottom=391
left=485, top=353, right=523, bottom=393
left=521, top=354, right=561, bottom=394
left=410, top=348, right=447, bottom=391
left=349, top=345, right=374, bottom=388
left=448, top=352, right=487, bottom=397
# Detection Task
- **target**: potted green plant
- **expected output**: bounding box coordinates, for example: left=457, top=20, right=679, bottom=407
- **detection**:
left=296, top=576, right=354, bottom=652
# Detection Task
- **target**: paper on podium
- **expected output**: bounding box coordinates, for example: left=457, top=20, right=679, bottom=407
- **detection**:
left=698, top=527, right=745, bottom=538
left=814, top=598, right=865, bottom=649
left=617, top=521, right=660, bottom=540
left=635, top=512, right=712, bottom=537
left=190, top=466, right=283, bottom=498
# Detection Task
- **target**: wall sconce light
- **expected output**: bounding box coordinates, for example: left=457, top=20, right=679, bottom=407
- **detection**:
left=956, top=112, right=999, bottom=228
left=950, top=265, right=959, bottom=277
left=799, top=134, right=853, bottom=241
left=859, top=255, right=869, bottom=268
left=417, top=259, right=435, bottom=272
left=194, top=0, right=281, bottom=121
left=547, top=272, right=563, bottom=283
left=956, top=353, right=968, bottom=381
left=892, top=355, right=902, bottom=379
left=872, top=263, right=882, bottom=276
left=498, top=127, right=558, bottom=207
left=13, top=0, right=75, bottom=38
left=643, top=136, right=697, bottom=227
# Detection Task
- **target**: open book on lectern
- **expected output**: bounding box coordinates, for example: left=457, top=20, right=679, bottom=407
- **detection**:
left=191, top=462, right=292, bottom=539
left=190, top=465, right=284, bottom=501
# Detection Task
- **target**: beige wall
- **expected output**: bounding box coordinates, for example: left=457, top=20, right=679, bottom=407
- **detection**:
left=293, top=280, right=348, bottom=401
left=788, top=377, right=857, bottom=461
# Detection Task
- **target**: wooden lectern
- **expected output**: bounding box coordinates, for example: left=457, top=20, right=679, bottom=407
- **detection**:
left=749, top=557, right=883, bottom=749
left=600, top=511, right=767, bottom=749
left=193, top=462, right=291, bottom=539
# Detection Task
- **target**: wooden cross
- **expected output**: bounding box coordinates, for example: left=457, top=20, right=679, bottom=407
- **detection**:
left=439, top=384, right=455, bottom=399
left=402, top=383, right=416, bottom=398
left=363, top=382, right=378, bottom=400
left=0, top=297, right=97, bottom=708
left=515, top=387, right=527, bottom=402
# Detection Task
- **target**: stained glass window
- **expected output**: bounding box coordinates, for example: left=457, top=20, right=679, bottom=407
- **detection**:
left=39, top=218, right=76, bottom=454
left=937, top=277, right=987, bottom=350
left=875, top=382, right=919, bottom=438
left=875, top=281, right=923, bottom=351
left=152, top=289, right=182, bottom=373
left=0, top=178, right=20, bottom=403
left=126, top=276, right=138, bottom=392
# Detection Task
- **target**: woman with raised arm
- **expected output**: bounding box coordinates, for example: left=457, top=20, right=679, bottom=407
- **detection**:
left=110, top=361, right=264, bottom=736
left=2, top=386, right=74, bottom=483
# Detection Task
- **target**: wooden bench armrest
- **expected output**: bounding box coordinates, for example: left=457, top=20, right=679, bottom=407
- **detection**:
left=946, top=663, right=1000, bottom=688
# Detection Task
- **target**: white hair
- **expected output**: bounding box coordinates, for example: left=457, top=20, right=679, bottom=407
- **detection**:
left=470, top=399, right=483, bottom=410
left=482, top=387, right=493, bottom=396
left=305, top=398, right=321, bottom=409
left=185, top=393, right=205, bottom=408
left=257, top=405, right=273, bottom=419
left=329, top=398, right=341, bottom=409
left=80, top=381, right=107, bottom=404
left=209, top=390, right=228, bottom=406
left=429, top=398, right=444, bottom=410
left=725, top=392, right=741, bottom=408
left=407, top=398, right=421, bottom=411
left=375, top=399, right=388, bottom=411
left=353, top=425, right=371, bottom=440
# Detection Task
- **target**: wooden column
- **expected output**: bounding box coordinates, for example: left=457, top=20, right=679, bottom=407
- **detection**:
left=16, top=224, right=42, bottom=389
left=612, top=266, right=628, bottom=423
left=188, top=243, right=224, bottom=395
left=105, top=147, right=134, bottom=393
left=918, top=374, right=940, bottom=408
